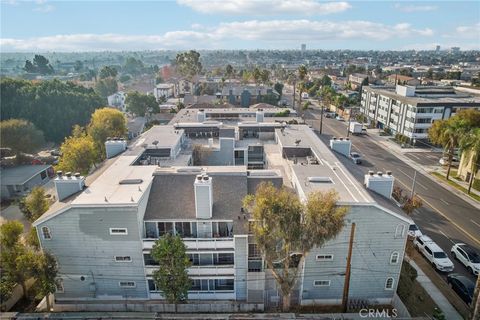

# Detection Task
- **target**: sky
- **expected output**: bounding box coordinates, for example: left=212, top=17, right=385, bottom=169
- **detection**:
left=0, top=0, right=479, bottom=52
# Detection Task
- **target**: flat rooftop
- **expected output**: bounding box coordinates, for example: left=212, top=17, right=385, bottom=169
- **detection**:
left=125, top=126, right=184, bottom=156
left=364, top=86, right=480, bottom=106
left=276, top=125, right=373, bottom=204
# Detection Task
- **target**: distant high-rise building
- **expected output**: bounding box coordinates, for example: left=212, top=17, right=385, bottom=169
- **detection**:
left=435, top=45, right=440, bottom=52
left=301, top=44, right=306, bottom=52
left=451, top=47, right=461, bottom=53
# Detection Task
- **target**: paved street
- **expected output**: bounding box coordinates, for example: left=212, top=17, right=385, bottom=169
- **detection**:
left=302, top=107, right=480, bottom=286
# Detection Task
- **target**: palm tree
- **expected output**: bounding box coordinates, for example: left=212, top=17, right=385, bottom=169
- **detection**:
left=428, top=119, right=464, bottom=180
left=459, top=128, right=480, bottom=194
left=297, top=65, right=308, bottom=104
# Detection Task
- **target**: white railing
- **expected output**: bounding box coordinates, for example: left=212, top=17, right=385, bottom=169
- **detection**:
left=142, top=237, right=234, bottom=250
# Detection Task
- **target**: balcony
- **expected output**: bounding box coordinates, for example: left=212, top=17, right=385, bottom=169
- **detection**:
left=145, top=265, right=235, bottom=276
left=143, top=237, right=234, bottom=250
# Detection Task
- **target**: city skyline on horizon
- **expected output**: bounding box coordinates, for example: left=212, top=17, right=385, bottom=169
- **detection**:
left=1, top=0, right=479, bottom=52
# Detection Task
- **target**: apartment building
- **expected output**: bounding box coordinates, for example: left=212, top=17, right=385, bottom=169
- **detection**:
left=361, top=85, right=480, bottom=140
left=34, top=111, right=411, bottom=310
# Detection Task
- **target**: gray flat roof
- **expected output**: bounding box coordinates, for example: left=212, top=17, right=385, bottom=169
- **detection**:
left=276, top=125, right=373, bottom=204
left=364, top=86, right=480, bottom=106
left=0, top=165, right=51, bottom=185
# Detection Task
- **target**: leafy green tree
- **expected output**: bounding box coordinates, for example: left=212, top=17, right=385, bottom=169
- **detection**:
left=125, top=91, right=160, bottom=116
left=87, top=108, right=127, bottom=158
left=243, top=182, right=347, bottom=311
left=57, top=134, right=98, bottom=174
left=274, top=82, right=284, bottom=97
left=26, top=227, right=40, bottom=249
left=95, top=77, right=118, bottom=98
left=24, top=55, right=54, bottom=74
left=320, top=75, right=332, bottom=87
left=98, top=66, right=118, bottom=79
left=0, top=119, right=45, bottom=154
left=0, top=221, right=32, bottom=298
left=175, top=50, right=202, bottom=81
left=152, top=233, right=191, bottom=311
left=260, top=69, right=270, bottom=85
left=297, top=65, right=308, bottom=103
left=119, top=74, right=131, bottom=83
left=155, top=75, right=163, bottom=84
left=24, top=187, right=50, bottom=222
left=123, top=57, right=144, bottom=75
left=33, top=251, right=59, bottom=311
left=1, top=78, right=104, bottom=143
left=74, top=60, right=83, bottom=72
left=226, top=64, right=234, bottom=80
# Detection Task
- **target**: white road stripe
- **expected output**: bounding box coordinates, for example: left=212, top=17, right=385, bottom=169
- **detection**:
left=409, top=154, right=421, bottom=160
left=470, top=219, right=480, bottom=229
left=439, top=230, right=456, bottom=244
left=440, top=199, right=449, bottom=206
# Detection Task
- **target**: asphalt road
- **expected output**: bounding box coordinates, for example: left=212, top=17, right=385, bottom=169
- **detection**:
left=302, top=107, right=480, bottom=284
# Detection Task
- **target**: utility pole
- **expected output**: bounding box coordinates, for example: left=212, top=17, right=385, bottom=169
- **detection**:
left=319, top=98, right=324, bottom=134
left=293, top=80, right=296, bottom=110
left=347, top=108, right=352, bottom=137
left=410, top=170, right=417, bottom=199
left=342, top=222, right=356, bottom=313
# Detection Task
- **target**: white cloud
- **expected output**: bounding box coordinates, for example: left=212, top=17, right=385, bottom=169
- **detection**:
left=177, top=0, right=351, bottom=15
left=394, top=3, right=437, bottom=13
left=33, top=3, right=54, bottom=12
left=454, top=22, right=480, bottom=38
left=0, top=19, right=435, bottom=51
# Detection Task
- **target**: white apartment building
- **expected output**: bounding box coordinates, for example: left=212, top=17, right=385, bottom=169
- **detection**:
left=361, top=85, right=480, bottom=140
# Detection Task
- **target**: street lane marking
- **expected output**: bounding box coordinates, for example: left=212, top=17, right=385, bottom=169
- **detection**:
left=440, top=199, right=449, bottom=205
left=409, top=154, right=421, bottom=160
left=395, top=178, right=480, bottom=246
left=471, top=219, right=480, bottom=229
left=397, top=169, right=428, bottom=190
left=439, top=230, right=456, bottom=245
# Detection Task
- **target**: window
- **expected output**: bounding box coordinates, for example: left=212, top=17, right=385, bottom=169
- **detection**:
left=144, top=253, right=158, bottom=266
left=114, top=256, right=132, bottom=262
left=390, top=252, right=399, bottom=264
left=425, top=247, right=433, bottom=256
left=148, top=279, right=158, bottom=292
left=110, top=228, right=128, bottom=235
left=40, top=170, right=47, bottom=180
left=385, top=277, right=394, bottom=290
left=214, top=279, right=234, bottom=291
left=395, top=224, right=405, bottom=238
left=175, top=222, right=196, bottom=238
left=119, top=281, right=136, bottom=288
left=145, top=222, right=158, bottom=238
left=158, top=222, right=173, bottom=236
left=55, top=279, right=64, bottom=293
left=316, top=254, right=334, bottom=261
left=248, top=243, right=261, bottom=259
left=313, top=280, right=331, bottom=287
left=215, top=253, right=234, bottom=265
left=42, top=226, right=52, bottom=240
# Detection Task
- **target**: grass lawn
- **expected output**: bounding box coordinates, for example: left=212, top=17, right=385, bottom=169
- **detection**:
left=432, top=172, right=480, bottom=202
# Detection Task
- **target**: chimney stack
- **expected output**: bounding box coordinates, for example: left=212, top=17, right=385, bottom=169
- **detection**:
left=256, top=110, right=264, bottom=123
left=364, top=171, right=394, bottom=199
left=54, top=172, right=85, bottom=201
left=194, top=174, right=213, bottom=219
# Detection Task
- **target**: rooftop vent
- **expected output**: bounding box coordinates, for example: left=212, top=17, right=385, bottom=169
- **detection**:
left=119, top=179, right=144, bottom=185
left=308, top=177, right=333, bottom=183
left=54, top=172, right=85, bottom=201
left=330, top=138, right=352, bottom=157
left=105, top=139, right=127, bottom=158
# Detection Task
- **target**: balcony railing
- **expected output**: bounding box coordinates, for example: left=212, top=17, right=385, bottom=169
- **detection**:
left=143, top=237, right=234, bottom=250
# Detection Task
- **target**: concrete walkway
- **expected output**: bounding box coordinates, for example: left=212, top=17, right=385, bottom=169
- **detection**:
left=408, top=260, right=463, bottom=320
left=365, top=128, right=480, bottom=210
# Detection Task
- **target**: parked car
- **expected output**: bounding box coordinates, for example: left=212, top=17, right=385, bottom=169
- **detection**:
left=451, top=243, right=480, bottom=275
left=349, top=152, right=362, bottom=164
left=439, top=156, right=459, bottom=166
left=414, top=235, right=454, bottom=272
left=335, top=116, right=344, bottom=121
left=408, top=224, right=422, bottom=238
left=447, top=274, right=475, bottom=305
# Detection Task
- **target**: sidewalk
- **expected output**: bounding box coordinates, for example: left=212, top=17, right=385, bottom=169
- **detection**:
left=365, top=128, right=480, bottom=210
left=408, top=259, right=463, bottom=320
